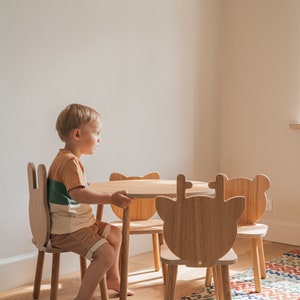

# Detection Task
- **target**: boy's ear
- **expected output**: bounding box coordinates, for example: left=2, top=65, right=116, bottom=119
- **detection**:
left=72, top=128, right=80, bottom=140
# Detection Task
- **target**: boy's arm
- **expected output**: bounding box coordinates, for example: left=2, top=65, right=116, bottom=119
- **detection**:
left=69, top=186, right=132, bottom=209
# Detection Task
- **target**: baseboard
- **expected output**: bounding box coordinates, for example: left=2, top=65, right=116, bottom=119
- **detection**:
left=262, top=218, right=300, bottom=246
left=0, top=251, right=80, bottom=292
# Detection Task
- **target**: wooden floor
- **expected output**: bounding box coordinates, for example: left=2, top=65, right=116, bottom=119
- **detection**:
left=1, top=239, right=300, bottom=300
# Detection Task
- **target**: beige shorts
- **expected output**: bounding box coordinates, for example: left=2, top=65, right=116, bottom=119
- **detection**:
left=50, top=220, right=111, bottom=260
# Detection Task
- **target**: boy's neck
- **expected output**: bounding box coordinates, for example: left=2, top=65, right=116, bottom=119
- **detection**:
left=64, top=144, right=81, bottom=158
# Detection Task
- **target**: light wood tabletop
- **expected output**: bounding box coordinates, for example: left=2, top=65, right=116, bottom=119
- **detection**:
left=89, top=179, right=212, bottom=198
left=89, top=179, right=213, bottom=300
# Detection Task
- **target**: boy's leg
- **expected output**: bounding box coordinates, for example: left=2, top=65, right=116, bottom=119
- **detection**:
left=105, top=226, right=122, bottom=290
left=75, top=243, right=114, bottom=300
left=105, top=226, right=134, bottom=296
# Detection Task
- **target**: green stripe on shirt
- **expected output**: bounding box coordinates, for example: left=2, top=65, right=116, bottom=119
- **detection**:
left=47, top=178, right=79, bottom=205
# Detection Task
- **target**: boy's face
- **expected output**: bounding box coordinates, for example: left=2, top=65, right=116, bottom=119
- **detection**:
left=77, top=119, right=102, bottom=155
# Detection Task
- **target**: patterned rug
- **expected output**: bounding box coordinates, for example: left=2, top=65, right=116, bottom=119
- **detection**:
left=178, top=250, right=300, bottom=300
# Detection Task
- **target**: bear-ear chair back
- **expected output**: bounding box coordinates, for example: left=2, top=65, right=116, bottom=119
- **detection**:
left=205, top=173, right=271, bottom=293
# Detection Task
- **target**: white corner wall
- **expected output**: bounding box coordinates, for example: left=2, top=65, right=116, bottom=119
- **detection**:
left=220, top=0, right=300, bottom=245
left=0, top=0, right=221, bottom=291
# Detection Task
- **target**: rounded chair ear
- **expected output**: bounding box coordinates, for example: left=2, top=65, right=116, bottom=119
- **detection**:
left=254, top=174, right=271, bottom=190
left=156, top=196, right=175, bottom=220
left=110, top=173, right=127, bottom=180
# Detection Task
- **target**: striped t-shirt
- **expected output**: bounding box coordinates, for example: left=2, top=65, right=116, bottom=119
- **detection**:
left=47, top=149, right=95, bottom=234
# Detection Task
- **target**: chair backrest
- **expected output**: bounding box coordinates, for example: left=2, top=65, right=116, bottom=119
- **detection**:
left=28, top=162, right=50, bottom=251
left=208, top=174, right=270, bottom=226
left=156, top=173, right=245, bottom=267
left=110, top=172, right=160, bottom=221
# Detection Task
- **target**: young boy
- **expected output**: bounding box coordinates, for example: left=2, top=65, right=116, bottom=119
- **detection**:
left=48, top=103, right=133, bottom=299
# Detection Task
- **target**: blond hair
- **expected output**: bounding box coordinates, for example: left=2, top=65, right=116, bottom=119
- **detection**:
left=56, top=103, right=101, bottom=141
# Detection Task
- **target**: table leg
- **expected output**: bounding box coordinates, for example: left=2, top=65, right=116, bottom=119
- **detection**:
left=119, top=205, right=131, bottom=300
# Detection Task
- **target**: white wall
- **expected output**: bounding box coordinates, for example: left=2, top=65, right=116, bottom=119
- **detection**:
left=0, top=0, right=221, bottom=291
left=220, top=0, right=300, bottom=245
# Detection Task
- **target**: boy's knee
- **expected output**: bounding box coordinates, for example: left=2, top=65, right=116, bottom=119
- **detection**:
left=93, top=243, right=115, bottom=269
left=109, top=226, right=122, bottom=245
left=113, top=226, right=122, bottom=240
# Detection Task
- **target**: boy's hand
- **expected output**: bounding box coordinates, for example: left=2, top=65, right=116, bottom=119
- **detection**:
left=111, top=190, right=132, bottom=209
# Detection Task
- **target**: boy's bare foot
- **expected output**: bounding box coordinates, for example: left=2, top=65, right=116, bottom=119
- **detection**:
left=107, top=281, right=134, bottom=296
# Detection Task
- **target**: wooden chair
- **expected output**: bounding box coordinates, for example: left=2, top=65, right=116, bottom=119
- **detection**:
left=27, top=162, right=108, bottom=300
left=156, top=174, right=245, bottom=300
left=109, top=172, right=166, bottom=277
left=206, top=173, right=271, bottom=293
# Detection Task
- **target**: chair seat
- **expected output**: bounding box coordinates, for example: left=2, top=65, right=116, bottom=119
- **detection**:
left=237, top=223, right=268, bottom=238
left=111, top=218, right=163, bottom=234
left=214, top=248, right=238, bottom=265
left=43, top=246, right=65, bottom=254
left=31, top=239, right=65, bottom=254
left=160, top=244, right=237, bottom=266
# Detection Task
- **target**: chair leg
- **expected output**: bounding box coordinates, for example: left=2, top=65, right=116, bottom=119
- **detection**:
left=165, top=264, right=178, bottom=300
left=258, top=237, right=266, bottom=279
left=33, top=250, right=45, bottom=299
left=212, top=265, right=223, bottom=300
left=152, top=233, right=161, bottom=271
left=205, top=267, right=213, bottom=287
left=79, top=256, right=87, bottom=280
left=99, top=274, right=109, bottom=300
left=220, top=265, right=232, bottom=300
left=159, top=233, right=168, bottom=285
left=251, top=238, right=262, bottom=293
left=50, top=253, right=60, bottom=300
